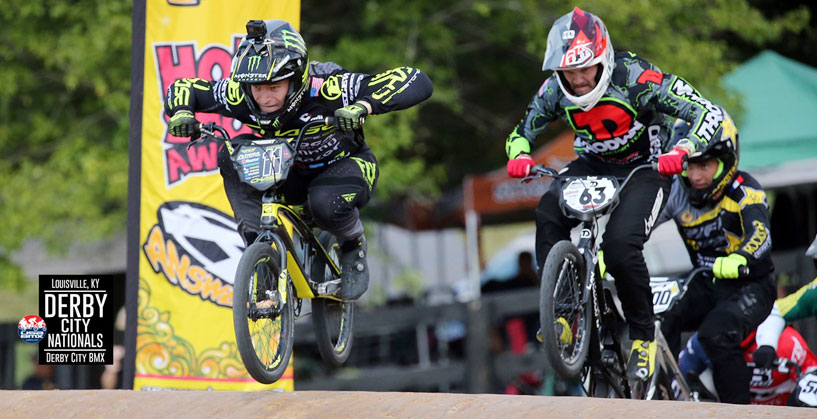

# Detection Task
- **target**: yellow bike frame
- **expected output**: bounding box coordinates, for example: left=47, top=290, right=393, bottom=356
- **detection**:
left=261, top=202, right=343, bottom=301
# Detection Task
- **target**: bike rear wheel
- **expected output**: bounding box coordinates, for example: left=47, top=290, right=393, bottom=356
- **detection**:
left=311, top=231, right=355, bottom=367
left=539, top=240, right=591, bottom=379
left=233, top=242, right=294, bottom=384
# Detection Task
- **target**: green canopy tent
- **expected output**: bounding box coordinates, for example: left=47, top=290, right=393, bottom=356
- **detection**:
left=723, top=51, right=817, bottom=187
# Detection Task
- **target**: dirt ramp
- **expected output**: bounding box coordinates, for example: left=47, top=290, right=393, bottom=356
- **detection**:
left=1, top=390, right=812, bottom=418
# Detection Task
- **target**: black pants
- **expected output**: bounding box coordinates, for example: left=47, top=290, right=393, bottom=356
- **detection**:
left=534, top=156, right=670, bottom=341
left=218, top=138, right=379, bottom=245
left=661, top=274, right=776, bottom=404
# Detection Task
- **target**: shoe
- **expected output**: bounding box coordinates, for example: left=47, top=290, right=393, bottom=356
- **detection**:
left=555, top=317, right=573, bottom=345
left=337, top=235, right=369, bottom=301
left=627, top=339, right=657, bottom=381
left=536, top=317, right=572, bottom=345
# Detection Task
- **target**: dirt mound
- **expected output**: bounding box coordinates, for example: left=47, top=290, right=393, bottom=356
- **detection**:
left=1, top=390, right=811, bottom=418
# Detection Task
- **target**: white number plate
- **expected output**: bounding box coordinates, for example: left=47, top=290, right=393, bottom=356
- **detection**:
left=561, top=177, right=617, bottom=214
left=798, top=373, right=817, bottom=406
left=649, top=279, right=680, bottom=314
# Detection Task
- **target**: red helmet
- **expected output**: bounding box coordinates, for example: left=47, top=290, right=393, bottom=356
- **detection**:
left=542, top=7, right=614, bottom=110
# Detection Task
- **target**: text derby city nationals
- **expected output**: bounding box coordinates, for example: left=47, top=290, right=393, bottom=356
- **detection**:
left=44, top=279, right=107, bottom=351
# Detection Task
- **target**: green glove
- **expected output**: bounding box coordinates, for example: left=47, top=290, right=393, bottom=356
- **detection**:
left=333, top=103, right=368, bottom=131
left=168, top=110, right=199, bottom=138
left=712, top=253, right=748, bottom=280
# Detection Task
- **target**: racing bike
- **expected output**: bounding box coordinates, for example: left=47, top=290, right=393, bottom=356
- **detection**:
left=191, top=118, right=355, bottom=383
left=525, top=163, right=655, bottom=398
left=527, top=162, right=697, bottom=400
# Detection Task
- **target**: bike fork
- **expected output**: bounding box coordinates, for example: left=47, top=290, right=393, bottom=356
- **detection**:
left=655, top=325, right=692, bottom=401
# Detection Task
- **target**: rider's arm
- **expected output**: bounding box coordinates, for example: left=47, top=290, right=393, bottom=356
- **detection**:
left=504, top=77, right=560, bottom=159
left=637, top=56, right=723, bottom=156
left=164, top=78, right=231, bottom=117
left=316, top=61, right=432, bottom=115
left=776, top=276, right=817, bottom=322
left=755, top=303, right=785, bottom=350
left=730, top=179, right=773, bottom=269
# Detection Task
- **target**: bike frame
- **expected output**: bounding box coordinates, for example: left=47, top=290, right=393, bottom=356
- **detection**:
left=258, top=198, right=343, bottom=301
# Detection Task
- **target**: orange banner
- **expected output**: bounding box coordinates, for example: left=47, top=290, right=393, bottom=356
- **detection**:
left=465, top=130, right=577, bottom=216
left=133, top=0, right=300, bottom=391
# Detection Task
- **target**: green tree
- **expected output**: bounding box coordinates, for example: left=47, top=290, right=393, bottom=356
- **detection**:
left=0, top=1, right=132, bottom=288
left=0, top=0, right=809, bottom=288
left=305, top=0, right=809, bottom=197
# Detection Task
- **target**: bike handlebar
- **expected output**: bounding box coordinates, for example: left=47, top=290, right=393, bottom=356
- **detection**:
left=191, top=117, right=336, bottom=152
left=682, top=264, right=750, bottom=285
left=525, top=162, right=656, bottom=189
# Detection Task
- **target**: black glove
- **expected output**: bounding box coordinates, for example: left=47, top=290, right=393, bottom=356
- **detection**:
left=333, top=103, right=368, bottom=131
left=168, top=110, right=199, bottom=138
left=753, top=345, right=777, bottom=369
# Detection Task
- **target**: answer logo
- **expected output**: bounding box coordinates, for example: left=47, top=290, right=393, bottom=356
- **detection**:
left=142, top=202, right=245, bottom=307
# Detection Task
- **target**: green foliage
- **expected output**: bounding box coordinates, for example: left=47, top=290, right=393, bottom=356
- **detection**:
left=0, top=1, right=132, bottom=286
left=0, top=0, right=810, bottom=288
left=304, top=0, right=810, bottom=196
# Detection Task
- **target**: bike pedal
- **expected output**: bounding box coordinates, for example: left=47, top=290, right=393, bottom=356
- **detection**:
left=317, top=279, right=342, bottom=297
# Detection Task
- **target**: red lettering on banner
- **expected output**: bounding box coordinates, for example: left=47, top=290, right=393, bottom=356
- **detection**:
left=569, top=103, right=634, bottom=140
left=155, top=44, right=197, bottom=96
left=166, top=148, right=192, bottom=184
left=155, top=38, right=252, bottom=187
left=188, top=142, right=219, bottom=171
left=196, top=46, right=234, bottom=83
left=637, top=69, right=664, bottom=85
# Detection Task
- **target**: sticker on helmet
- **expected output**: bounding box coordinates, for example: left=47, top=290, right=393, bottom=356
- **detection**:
left=562, top=42, right=594, bottom=67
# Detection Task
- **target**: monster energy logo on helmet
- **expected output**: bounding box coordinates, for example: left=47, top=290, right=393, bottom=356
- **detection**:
left=281, top=30, right=306, bottom=54
left=247, top=56, right=262, bottom=72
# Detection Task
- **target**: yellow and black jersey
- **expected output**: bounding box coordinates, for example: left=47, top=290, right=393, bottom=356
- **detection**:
left=164, top=61, right=432, bottom=169
left=656, top=171, right=774, bottom=279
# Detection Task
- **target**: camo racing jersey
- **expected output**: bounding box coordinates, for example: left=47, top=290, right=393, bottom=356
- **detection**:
left=165, top=61, right=432, bottom=169
left=505, top=51, right=723, bottom=164
left=656, top=171, right=774, bottom=279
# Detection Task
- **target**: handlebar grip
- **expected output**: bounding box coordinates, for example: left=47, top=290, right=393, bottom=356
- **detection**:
left=738, top=265, right=750, bottom=278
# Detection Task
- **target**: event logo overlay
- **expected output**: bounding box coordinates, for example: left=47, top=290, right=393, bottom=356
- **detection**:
left=18, top=315, right=47, bottom=344
left=39, top=275, right=114, bottom=365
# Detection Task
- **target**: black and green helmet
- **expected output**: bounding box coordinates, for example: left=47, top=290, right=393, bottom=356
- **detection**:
left=231, top=19, right=308, bottom=129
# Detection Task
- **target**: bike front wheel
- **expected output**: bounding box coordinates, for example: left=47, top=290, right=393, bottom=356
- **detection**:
left=311, top=231, right=355, bottom=367
left=233, top=242, right=295, bottom=384
left=539, top=240, right=591, bottom=379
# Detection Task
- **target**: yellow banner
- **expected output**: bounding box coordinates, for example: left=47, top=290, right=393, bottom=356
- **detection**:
left=134, top=0, right=300, bottom=391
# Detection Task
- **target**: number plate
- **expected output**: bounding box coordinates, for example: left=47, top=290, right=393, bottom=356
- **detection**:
left=798, top=373, right=817, bottom=406
left=649, top=278, right=681, bottom=314
left=234, top=142, right=293, bottom=190
left=561, top=177, right=617, bottom=215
